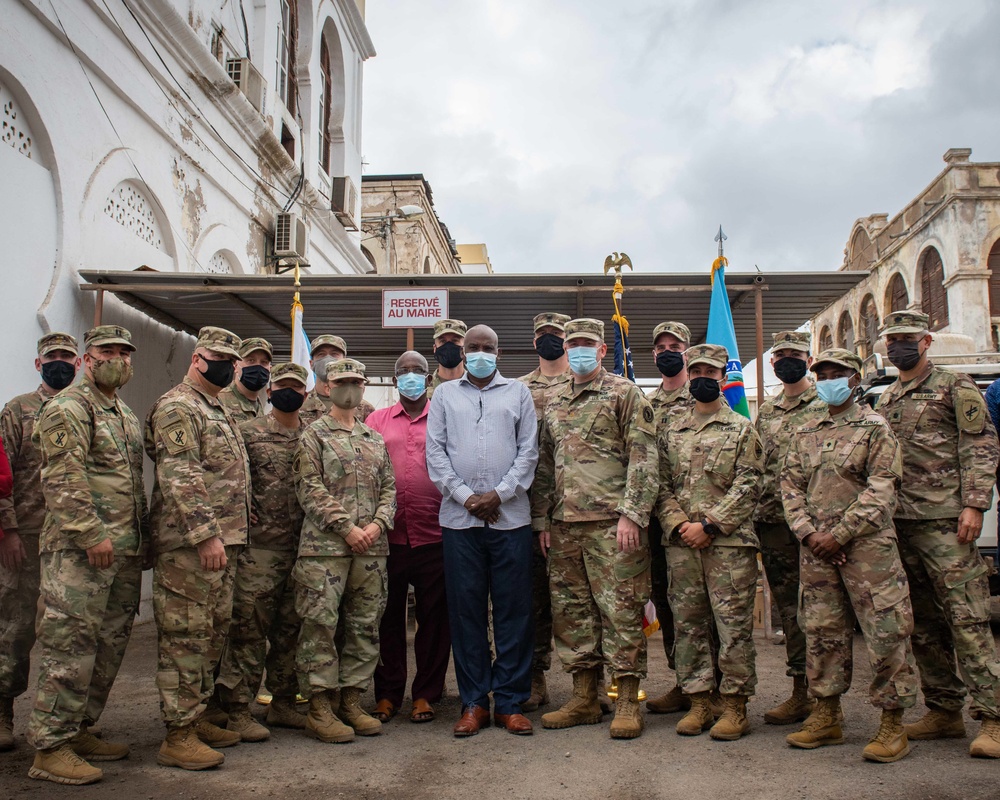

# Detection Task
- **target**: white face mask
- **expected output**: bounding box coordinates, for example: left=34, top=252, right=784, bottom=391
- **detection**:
left=816, top=377, right=853, bottom=406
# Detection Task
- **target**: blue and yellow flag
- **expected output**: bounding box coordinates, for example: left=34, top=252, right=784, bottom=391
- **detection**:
left=706, top=256, right=750, bottom=418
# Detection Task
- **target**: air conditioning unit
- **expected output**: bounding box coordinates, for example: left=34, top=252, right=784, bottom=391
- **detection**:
left=226, top=58, right=266, bottom=114
left=274, top=212, right=308, bottom=260
left=331, top=177, right=358, bottom=230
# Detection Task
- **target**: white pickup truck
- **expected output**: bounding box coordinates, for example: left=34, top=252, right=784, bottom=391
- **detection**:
left=860, top=352, right=1000, bottom=596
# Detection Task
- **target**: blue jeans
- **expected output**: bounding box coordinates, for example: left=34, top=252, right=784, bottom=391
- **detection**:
left=442, top=525, right=533, bottom=715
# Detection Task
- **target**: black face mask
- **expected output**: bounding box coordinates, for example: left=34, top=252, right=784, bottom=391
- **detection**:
left=239, top=365, right=270, bottom=392
left=41, top=361, right=76, bottom=391
left=270, top=387, right=305, bottom=412
left=655, top=350, right=685, bottom=378
left=773, top=356, right=809, bottom=384
left=690, top=377, right=721, bottom=403
left=198, top=354, right=235, bottom=388
left=535, top=333, right=565, bottom=362
left=434, top=341, right=464, bottom=369
left=887, top=340, right=922, bottom=371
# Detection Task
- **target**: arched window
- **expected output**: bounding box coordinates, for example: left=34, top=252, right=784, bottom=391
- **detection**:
left=858, top=295, right=879, bottom=359
left=819, top=326, right=833, bottom=352
left=318, top=39, right=332, bottom=174
left=919, top=247, right=949, bottom=331
left=276, top=0, right=297, bottom=114
left=885, top=272, right=909, bottom=315
left=837, top=311, right=855, bottom=351
left=848, top=227, right=874, bottom=271
left=988, top=238, right=1000, bottom=317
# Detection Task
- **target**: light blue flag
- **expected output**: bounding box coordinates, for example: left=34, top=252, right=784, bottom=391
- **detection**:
left=706, top=257, right=750, bottom=418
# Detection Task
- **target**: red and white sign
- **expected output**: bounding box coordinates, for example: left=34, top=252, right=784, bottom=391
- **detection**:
left=382, top=289, right=450, bottom=328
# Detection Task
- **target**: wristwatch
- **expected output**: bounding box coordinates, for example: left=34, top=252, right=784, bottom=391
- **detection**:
left=701, top=518, right=721, bottom=539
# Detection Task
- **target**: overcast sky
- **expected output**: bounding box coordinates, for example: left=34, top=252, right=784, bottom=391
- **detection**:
left=361, top=0, right=998, bottom=276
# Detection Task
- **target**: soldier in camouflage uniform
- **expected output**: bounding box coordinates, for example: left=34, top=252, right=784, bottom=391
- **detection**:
left=218, top=337, right=272, bottom=425
left=217, top=363, right=311, bottom=742
left=426, top=319, right=467, bottom=399
left=300, top=335, right=375, bottom=424
left=0, top=333, right=80, bottom=752
left=876, top=310, right=1000, bottom=759
left=657, top=343, right=763, bottom=741
left=25, top=326, right=146, bottom=785
left=146, top=326, right=251, bottom=770
left=518, top=312, right=572, bottom=712
left=753, top=330, right=825, bottom=725
left=533, top=318, right=658, bottom=740
left=781, top=348, right=918, bottom=763
left=293, top=358, right=396, bottom=743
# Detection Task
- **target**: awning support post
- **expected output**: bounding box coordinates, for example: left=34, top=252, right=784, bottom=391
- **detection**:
left=94, top=288, right=105, bottom=327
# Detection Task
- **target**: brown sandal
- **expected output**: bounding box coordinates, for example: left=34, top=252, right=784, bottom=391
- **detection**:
left=372, top=699, right=397, bottom=722
left=410, top=698, right=435, bottom=723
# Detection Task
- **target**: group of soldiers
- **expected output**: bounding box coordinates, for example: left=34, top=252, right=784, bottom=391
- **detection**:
left=0, top=305, right=998, bottom=786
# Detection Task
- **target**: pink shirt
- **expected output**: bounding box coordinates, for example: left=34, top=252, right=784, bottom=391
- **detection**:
left=365, top=402, right=443, bottom=547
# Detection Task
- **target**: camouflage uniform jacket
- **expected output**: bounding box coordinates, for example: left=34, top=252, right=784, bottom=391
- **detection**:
left=0, top=386, right=50, bottom=534
left=294, top=416, right=396, bottom=557
left=532, top=368, right=658, bottom=530
left=876, top=362, right=999, bottom=519
left=518, top=367, right=572, bottom=420
left=781, top=403, right=902, bottom=545
left=218, top=383, right=266, bottom=426
left=34, top=376, right=146, bottom=554
left=300, top=391, right=374, bottom=426
left=240, top=413, right=306, bottom=551
left=657, top=404, right=764, bottom=547
left=648, top=383, right=695, bottom=432
left=145, top=376, right=251, bottom=552
left=426, top=370, right=464, bottom=401
left=753, top=383, right=825, bottom=523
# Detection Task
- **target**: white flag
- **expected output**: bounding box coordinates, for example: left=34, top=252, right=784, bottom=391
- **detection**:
left=291, top=299, right=315, bottom=391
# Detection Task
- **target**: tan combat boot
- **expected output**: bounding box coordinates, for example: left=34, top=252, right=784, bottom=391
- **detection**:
left=708, top=690, right=725, bottom=718
left=786, top=696, right=845, bottom=749
left=70, top=727, right=130, bottom=761
left=0, top=696, right=14, bottom=751
left=267, top=696, right=307, bottom=729
left=597, top=672, right=614, bottom=715
left=194, top=718, right=240, bottom=749
left=29, top=744, right=103, bottom=785
left=541, top=669, right=603, bottom=729
left=765, top=675, right=812, bottom=725
left=609, top=675, right=644, bottom=739
left=863, top=708, right=910, bottom=762
left=157, top=725, right=225, bottom=770
left=903, top=707, right=966, bottom=740
left=227, top=703, right=270, bottom=742
left=305, top=691, right=355, bottom=743
left=970, top=716, right=1000, bottom=758
left=676, top=692, right=715, bottom=736
left=521, top=670, right=550, bottom=712
left=337, top=687, right=383, bottom=736
left=201, top=696, right=229, bottom=727
left=646, top=684, right=691, bottom=714
left=710, top=695, right=751, bottom=741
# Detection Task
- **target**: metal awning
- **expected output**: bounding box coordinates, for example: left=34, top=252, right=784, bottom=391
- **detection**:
left=79, top=269, right=867, bottom=383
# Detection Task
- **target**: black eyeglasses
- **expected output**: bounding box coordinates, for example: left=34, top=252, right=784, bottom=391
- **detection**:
left=394, top=367, right=429, bottom=376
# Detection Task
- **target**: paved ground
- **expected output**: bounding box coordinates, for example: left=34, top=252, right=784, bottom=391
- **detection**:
left=3, top=613, right=999, bottom=800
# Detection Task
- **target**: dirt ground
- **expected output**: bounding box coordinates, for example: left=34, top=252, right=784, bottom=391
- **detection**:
left=3, top=613, right=1000, bottom=800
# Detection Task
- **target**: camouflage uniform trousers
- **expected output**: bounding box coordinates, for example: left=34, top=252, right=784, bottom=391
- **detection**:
left=548, top=519, right=651, bottom=679
left=531, top=535, right=553, bottom=672
left=666, top=544, right=758, bottom=696
left=217, top=548, right=301, bottom=705
left=0, top=532, right=40, bottom=699
left=154, top=545, right=240, bottom=729
left=799, top=535, right=918, bottom=709
left=26, top=550, right=141, bottom=750
left=757, top=521, right=807, bottom=678
left=293, top=555, right=388, bottom=695
left=896, top=518, right=1000, bottom=718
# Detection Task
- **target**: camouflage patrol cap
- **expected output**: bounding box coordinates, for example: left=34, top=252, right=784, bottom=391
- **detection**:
left=685, top=343, right=729, bottom=370
left=564, top=318, right=605, bottom=343
left=810, top=348, right=862, bottom=374
left=433, top=319, right=467, bottom=340
left=652, top=321, right=691, bottom=346
left=310, top=335, right=347, bottom=356
left=772, top=330, right=811, bottom=353
left=239, top=337, right=273, bottom=359
left=196, top=326, right=241, bottom=358
left=269, top=362, right=309, bottom=386
left=326, top=358, right=369, bottom=384
left=532, top=313, right=571, bottom=333
left=38, top=332, right=79, bottom=356
left=880, top=310, right=929, bottom=337
left=84, top=325, right=136, bottom=352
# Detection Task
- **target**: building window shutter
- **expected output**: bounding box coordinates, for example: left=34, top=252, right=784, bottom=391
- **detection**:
left=919, top=248, right=949, bottom=331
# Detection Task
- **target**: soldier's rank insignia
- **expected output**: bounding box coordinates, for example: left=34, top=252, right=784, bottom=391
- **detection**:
left=48, top=428, right=68, bottom=448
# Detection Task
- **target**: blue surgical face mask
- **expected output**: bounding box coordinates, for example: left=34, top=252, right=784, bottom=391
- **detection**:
left=567, top=346, right=600, bottom=376
left=396, top=372, right=428, bottom=400
left=465, top=352, right=497, bottom=379
left=816, top=377, right=853, bottom=406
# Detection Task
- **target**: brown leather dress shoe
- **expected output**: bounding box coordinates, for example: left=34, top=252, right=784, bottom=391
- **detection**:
left=453, top=706, right=491, bottom=737
left=494, top=713, right=533, bottom=735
